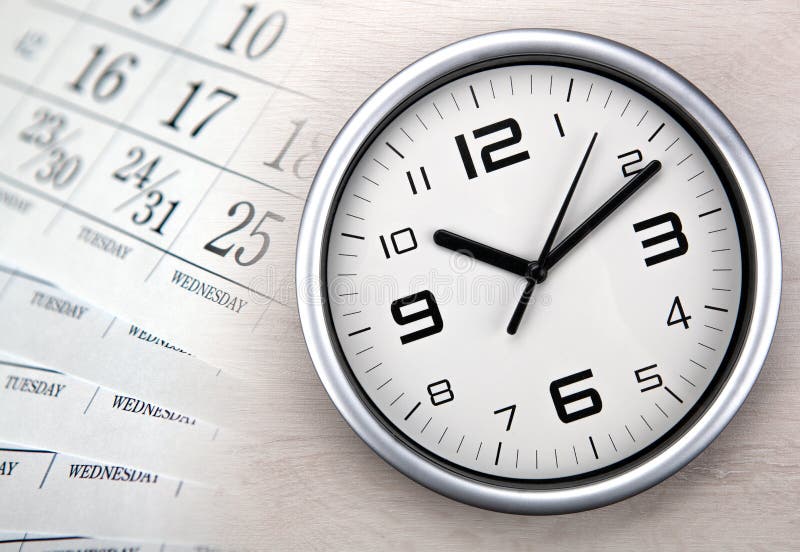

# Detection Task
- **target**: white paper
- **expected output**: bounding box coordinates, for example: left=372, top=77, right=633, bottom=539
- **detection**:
left=0, top=443, right=222, bottom=543
left=0, top=351, right=227, bottom=482
left=0, top=266, right=255, bottom=427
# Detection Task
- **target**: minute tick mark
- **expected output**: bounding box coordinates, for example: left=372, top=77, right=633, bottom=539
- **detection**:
left=450, top=92, right=460, bottom=111
left=620, top=99, right=631, bottom=117
left=421, top=417, right=432, bottom=433
left=604, top=89, right=613, bottom=108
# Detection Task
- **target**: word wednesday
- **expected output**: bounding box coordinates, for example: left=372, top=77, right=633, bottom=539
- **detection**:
left=171, top=269, right=247, bottom=313
left=111, top=395, right=197, bottom=425
left=128, top=325, right=191, bottom=355
left=68, top=464, right=159, bottom=484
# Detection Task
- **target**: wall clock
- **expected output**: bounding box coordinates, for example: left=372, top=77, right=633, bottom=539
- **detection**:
left=296, top=29, right=780, bottom=513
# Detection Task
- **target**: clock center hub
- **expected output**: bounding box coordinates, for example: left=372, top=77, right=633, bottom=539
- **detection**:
left=526, top=262, right=548, bottom=283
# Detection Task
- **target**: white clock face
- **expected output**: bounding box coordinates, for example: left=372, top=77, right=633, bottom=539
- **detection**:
left=324, top=63, right=745, bottom=480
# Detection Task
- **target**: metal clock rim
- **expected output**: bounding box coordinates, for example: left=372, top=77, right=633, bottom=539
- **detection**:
left=296, top=29, right=781, bottom=514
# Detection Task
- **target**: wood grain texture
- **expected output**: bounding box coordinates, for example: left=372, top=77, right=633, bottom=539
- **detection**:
left=235, top=1, right=800, bottom=549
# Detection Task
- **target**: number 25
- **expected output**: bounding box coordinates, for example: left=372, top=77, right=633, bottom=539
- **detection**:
left=204, top=201, right=284, bottom=266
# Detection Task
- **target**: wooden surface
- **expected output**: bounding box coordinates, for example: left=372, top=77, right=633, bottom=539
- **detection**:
left=237, top=1, right=800, bottom=549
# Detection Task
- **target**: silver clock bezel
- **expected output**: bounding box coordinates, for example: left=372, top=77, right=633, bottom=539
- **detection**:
left=296, top=29, right=781, bottom=514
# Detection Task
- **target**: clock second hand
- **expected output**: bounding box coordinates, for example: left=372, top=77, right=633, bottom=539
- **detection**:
left=507, top=132, right=598, bottom=335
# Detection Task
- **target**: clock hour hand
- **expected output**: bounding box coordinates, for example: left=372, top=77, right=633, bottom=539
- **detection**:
left=543, top=160, right=662, bottom=271
left=433, top=229, right=530, bottom=276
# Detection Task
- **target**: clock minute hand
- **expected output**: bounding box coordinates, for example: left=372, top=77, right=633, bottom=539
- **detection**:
left=543, top=160, right=662, bottom=271
left=507, top=132, right=598, bottom=335
left=433, top=230, right=530, bottom=276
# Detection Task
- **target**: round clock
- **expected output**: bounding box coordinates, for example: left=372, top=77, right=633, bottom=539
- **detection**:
left=296, top=30, right=780, bottom=513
